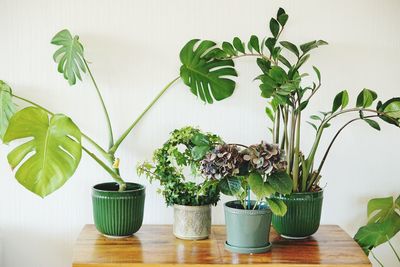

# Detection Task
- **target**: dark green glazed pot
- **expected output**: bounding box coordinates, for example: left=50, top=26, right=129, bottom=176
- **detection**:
left=92, top=182, right=145, bottom=238
left=271, top=190, right=323, bottom=239
left=224, top=200, right=272, bottom=254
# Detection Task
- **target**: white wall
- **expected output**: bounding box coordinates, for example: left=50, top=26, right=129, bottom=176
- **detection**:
left=0, top=0, right=399, bottom=266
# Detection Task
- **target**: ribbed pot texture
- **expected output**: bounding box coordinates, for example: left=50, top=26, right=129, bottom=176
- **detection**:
left=173, top=204, right=211, bottom=240
left=224, top=201, right=272, bottom=253
left=92, top=182, right=145, bottom=237
left=271, top=190, right=323, bottom=239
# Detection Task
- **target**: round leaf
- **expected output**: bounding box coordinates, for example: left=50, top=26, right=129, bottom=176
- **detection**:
left=267, top=198, right=287, bottom=216
left=3, top=107, right=82, bottom=197
left=218, top=176, right=241, bottom=196
left=268, top=171, right=293, bottom=195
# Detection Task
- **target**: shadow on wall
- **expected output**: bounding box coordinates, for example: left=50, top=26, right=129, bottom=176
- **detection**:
left=1, top=227, right=73, bottom=267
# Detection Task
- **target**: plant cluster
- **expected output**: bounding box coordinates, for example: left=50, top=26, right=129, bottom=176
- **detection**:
left=191, top=8, right=400, bottom=193
left=137, top=126, right=222, bottom=206
left=354, top=195, right=400, bottom=266
left=200, top=142, right=292, bottom=215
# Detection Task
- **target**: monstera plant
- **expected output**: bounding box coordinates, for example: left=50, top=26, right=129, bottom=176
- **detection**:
left=0, top=29, right=238, bottom=198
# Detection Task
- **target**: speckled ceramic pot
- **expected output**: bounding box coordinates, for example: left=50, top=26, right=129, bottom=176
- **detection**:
left=173, top=204, right=211, bottom=240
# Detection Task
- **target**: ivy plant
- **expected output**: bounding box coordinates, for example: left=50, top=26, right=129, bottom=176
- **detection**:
left=0, top=29, right=237, bottom=197
left=137, top=126, right=222, bottom=206
left=354, top=195, right=400, bottom=266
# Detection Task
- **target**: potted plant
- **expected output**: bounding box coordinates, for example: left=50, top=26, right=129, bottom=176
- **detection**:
left=200, top=142, right=292, bottom=253
left=0, top=27, right=238, bottom=237
left=137, top=126, right=222, bottom=240
left=354, top=195, right=399, bottom=266
left=182, top=7, right=400, bottom=238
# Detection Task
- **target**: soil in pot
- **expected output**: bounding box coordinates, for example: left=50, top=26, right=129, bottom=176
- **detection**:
left=92, top=182, right=145, bottom=238
left=173, top=204, right=211, bottom=240
left=224, top=200, right=272, bottom=254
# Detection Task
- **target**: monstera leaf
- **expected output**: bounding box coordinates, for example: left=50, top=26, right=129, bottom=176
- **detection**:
left=0, top=81, right=16, bottom=140
left=180, top=39, right=238, bottom=104
left=3, top=107, right=82, bottom=197
left=51, top=29, right=86, bottom=85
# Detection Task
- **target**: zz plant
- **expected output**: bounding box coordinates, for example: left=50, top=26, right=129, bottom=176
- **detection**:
left=0, top=29, right=237, bottom=197
left=184, top=8, right=400, bottom=192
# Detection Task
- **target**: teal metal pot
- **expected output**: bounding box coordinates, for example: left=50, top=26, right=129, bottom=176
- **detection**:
left=92, top=182, right=145, bottom=238
left=224, top=200, right=272, bottom=254
left=271, top=190, right=323, bottom=239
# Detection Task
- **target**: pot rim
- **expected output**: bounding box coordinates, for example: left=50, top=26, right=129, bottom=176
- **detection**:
left=92, top=182, right=145, bottom=193
left=173, top=204, right=211, bottom=210
left=224, top=200, right=271, bottom=215
left=286, top=188, right=323, bottom=195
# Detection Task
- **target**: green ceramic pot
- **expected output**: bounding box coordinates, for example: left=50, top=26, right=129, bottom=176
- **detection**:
left=92, top=182, right=145, bottom=238
left=224, top=200, right=272, bottom=254
left=271, top=189, right=323, bottom=239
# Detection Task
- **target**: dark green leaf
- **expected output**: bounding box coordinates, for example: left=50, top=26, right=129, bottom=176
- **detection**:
left=280, top=41, right=299, bottom=57
left=378, top=98, right=400, bottom=126
left=299, top=100, right=309, bottom=111
left=269, top=18, right=280, bottom=38
left=268, top=171, right=293, bottom=194
left=278, top=14, right=289, bottom=27
left=278, top=55, right=291, bottom=69
left=269, top=66, right=287, bottom=84
left=218, top=176, right=242, bottom=196
left=222, top=42, right=237, bottom=56
left=51, top=29, right=86, bottom=86
left=265, top=37, right=276, bottom=53
left=332, top=90, right=349, bottom=112
left=364, top=119, right=380, bottom=131
left=248, top=172, right=265, bottom=199
left=267, top=198, right=287, bottom=216
left=191, top=146, right=210, bottom=161
left=180, top=39, right=238, bottom=103
left=249, top=35, right=260, bottom=53
left=356, top=89, right=377, bottom=108
left=257, top=58, right=271, bottom=74
left=232, top=37, right=245, bottom=53
left=277, top=7, right=286, bottom=17
left=0, top=81, right=16, bottom=141
left=300, top=40, right=328, bottom=54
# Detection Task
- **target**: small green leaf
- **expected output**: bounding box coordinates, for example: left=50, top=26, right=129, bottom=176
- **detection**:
left=218, top=176, right=241, bottom=196
left=313, top=66, right=321, bottom=82
left=310, top=115, right=321, bottom=121
left=269, top=18, right=280, bottom=38
left=378, top=97, right=400, bottom=126
left=269, top=66, right=287, bottom=84
left=0, top=81, right=16, bottom=140
left=267, top=198, right=287, bottom=216
left=278, top=14, right=288, bottom=27
left=265, top=38, right=276, bottom=53
left=232, top=37, right=245, bottom=53
left=364, top=119, right=380, bottom=131
left=299, top=100, right=309, bottom=111
left=249, top=35, right=260, bottom=53
left=280, top=41, right=299, bottom=57
left=332, top=90, right=349, bottom=112
left=356, top=89, right=377, bottom=108
left=307, top=121, right=318, bottom=131
left=191, top=146, right=210, bottom=160
left=222, top=42, right=237, bottom=56
left=268, top=171, right=293, bottom=195
left=265, top=106, right=274, bottom=121
left=248, top=172, right=265, bottom=199
left=278, top=55, right=292, bottom=69
left=256, top=58, right=271, bottom=74
left=300, top=40, right=328, bottom=54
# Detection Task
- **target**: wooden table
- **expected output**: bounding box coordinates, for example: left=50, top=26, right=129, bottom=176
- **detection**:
left=72, top=225, right=371, bottom=267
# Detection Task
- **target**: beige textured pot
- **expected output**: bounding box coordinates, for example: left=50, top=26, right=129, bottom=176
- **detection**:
left=173, top=204, right=211, bottom=240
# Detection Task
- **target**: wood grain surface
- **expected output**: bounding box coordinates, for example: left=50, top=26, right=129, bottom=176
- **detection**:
left=72, top=225, right=371, bottom=267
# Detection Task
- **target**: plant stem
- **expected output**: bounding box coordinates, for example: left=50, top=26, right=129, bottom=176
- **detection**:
left=82, top=146, right=126, bottom=191
left=292, top=111, right=301, bottom=191
left=387, top=236, right=400, bottom=262
left=370, top=251, right=384, bottom=267
left=83, top=59, right=114, bottom=150
left=109, top=76, right=180, bottom=154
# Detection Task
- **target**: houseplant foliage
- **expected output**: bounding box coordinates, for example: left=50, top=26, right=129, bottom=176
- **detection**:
left=0, top=29, right=238, bottom=197
left=200, top=141, right=291, bottom=253
left=177, top=7, right=400, bottom=238
left=354, top=195, right=400, bottom=266
left=137, top=126, right=222, bottom=239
